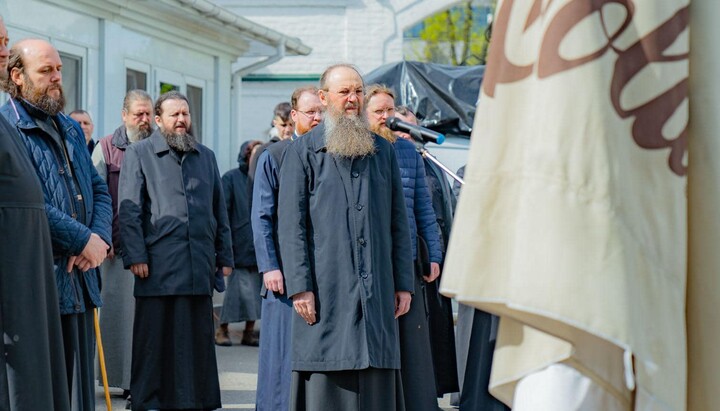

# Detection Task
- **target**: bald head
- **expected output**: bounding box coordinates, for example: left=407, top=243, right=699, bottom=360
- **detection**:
left=5, top=38, right=65, bottom=115
left=318, top=64, right=365, bottom=118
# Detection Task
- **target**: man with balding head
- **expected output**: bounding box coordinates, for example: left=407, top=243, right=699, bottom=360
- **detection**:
left=278, top=64, right=413, bottom=410
left=0, top=38, right=112, bottom=410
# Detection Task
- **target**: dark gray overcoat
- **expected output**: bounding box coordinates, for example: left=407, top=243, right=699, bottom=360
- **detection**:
left=278, top=123, right=414, bottom=372
left=118, top=130, right=233, bottom=296
left=0, top=114, right=71, bottom=411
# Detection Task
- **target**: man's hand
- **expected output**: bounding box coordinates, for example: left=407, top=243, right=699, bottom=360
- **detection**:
left=107, top=247, right=115, bottom=260
left=222, top=267, right=232, bottom=276
left=67, top=255, right=92, bottom=273
left=394, top=291, right=411, bottom=319
left=292, top=291, right=316, bottom=325
left=264, top=270, right=285, bottom=295
left=80, top=233, right=109, bottom=268
left=423, top=262, right=441, bottom=283
left=130, top=263, right=149, bottom=278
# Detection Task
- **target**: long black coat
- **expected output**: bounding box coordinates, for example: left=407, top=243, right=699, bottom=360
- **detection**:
left=118, top=130, right=233, bottom=296
left=222, top=157, right=256, bottom=268
left=0, top=115, right=71, bottom=411
left=278, top=124, right=414, bottom=372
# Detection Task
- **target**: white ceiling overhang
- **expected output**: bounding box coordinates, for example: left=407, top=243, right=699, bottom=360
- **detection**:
left=42, top=0, right=312, bottom=59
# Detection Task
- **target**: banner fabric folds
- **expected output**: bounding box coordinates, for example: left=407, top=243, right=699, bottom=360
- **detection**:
left=441, top=0, right=690, bottom=410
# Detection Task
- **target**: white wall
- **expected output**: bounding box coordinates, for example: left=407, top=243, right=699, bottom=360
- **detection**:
left=3, top=0, right=244, bottom=172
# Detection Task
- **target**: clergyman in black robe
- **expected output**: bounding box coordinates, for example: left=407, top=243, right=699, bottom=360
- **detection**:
left=279, top=64, right=414, bottom=411
left=0, top=29, right=71, bottom=409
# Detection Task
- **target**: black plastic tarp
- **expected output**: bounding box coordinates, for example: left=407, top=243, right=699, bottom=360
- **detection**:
left=363, top=61, right=484, bottom=138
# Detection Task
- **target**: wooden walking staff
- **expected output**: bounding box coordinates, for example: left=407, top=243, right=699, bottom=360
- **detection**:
left=94, top=308, right=112, bottom=411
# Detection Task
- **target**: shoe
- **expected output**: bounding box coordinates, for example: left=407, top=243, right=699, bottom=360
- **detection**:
left=241, top=329, right=259, bottom=346
left=125, top=395, right=132, bottom=410
left=215, top=326, right=232, bottom=346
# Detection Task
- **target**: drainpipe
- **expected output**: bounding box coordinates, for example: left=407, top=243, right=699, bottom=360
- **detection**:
left=231, top=40, right=286, bottom=159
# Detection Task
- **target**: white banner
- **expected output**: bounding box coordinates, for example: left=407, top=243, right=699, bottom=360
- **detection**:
left=442, top=0, right=689, bottom=409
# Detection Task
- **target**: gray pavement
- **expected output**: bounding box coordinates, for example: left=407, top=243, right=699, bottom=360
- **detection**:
left=95, top=321, right=455, bottom=410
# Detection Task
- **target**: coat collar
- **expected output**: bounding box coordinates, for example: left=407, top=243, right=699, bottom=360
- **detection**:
left=110, top=125, right=131, bottom=149
left=150, top=129, right=171, bottom=154
left=7, top=98, right=82, bottom=144
left=309, top=123, right=327, bottom=153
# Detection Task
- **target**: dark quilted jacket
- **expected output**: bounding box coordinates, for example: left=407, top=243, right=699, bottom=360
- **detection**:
left=0, top=99, right=112, bottom=314
left=392, top=138, right=442, bottom=263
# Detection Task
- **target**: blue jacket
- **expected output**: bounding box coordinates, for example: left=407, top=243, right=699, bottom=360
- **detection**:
left=0, top=98, right=112, bottom=314
left=393, top=138, right=442, bottom=263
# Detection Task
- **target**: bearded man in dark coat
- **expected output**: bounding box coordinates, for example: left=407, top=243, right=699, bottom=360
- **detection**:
left=118, top=91, right=233, bottom=410
left=0, top=16, right=71, bottom=411
left=278, top=64, right=414, bottom=411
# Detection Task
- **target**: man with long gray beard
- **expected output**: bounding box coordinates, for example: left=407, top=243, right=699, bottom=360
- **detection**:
left=278, top=64, right=414, bottom=410
left=91, top=89, right=153, bottom=406
left=119, top=91, right=233, bottom=410
left=0, top=38, right=112, bottom=411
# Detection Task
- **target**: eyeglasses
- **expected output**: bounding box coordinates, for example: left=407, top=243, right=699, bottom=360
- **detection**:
left=297, top=110, right=322, bottom=119
left=371, top=108, right=395, bottom=117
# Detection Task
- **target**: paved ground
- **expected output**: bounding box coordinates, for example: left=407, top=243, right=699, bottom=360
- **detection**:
left=96, top=321, right=455, bottom=410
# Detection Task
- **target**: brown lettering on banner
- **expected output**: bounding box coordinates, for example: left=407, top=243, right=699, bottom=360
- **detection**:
left=482, top=0, right=535, bottom=98
left=482, top=0, right=689, bottom=176
left=537, top=0, right=634, bottom=78
left=610, top=6, right=689, bottom=176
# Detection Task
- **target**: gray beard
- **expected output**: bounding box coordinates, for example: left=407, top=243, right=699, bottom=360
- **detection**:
left=324, top=112, right=375, bottom=158
left=162, top=129, right=196, bottom=152
left=127, top=125, right=152, bottom=143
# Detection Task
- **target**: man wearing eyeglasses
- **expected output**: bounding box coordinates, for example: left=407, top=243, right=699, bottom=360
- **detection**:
left=90, top=89, right=153, bottom=407
left=278, top=64, right=413, bottom=410
left=290, top=86, right=322, bottom=137
left=253, top=86, right=322, bottom=411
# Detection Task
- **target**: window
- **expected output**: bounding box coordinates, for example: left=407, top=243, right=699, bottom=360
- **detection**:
left=59, top=53, right=82, bottom=112
left=187, top=85, right=203, bottom=142
left=126, top=68, right=147, bottom=92
left=160, top=82, right=179, bottom=94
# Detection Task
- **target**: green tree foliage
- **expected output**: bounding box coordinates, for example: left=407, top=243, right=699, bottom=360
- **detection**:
left=418, top=1, right=494, bottom=66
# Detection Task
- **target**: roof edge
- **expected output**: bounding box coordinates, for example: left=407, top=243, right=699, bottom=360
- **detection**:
left=173, top=0, right=311, bottom=56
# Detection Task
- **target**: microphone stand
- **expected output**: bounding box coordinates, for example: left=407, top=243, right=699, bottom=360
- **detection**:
left=409, top=129, right=465, bottom=186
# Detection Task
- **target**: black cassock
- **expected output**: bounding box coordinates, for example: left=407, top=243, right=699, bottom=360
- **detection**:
left=0, top=114, right=70, bottom=410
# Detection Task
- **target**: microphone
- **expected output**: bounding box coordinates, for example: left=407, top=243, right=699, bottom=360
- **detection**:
left=385, top=117, right=445, bottom=145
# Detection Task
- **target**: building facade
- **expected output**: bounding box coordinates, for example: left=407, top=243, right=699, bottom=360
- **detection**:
left=2, top=0, right=482, bottom=174
left=219, top=0, right=483, bottom=174
left=1, top=0, right=310, bottom=171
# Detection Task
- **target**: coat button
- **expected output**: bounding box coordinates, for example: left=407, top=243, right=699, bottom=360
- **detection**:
left=351, top=171, right=359, bottom=178
left=355, top=203, right=363, bottom=211
left=358, top=237, right=366, bottom=246
left=360, top=270, right=368, bottom=279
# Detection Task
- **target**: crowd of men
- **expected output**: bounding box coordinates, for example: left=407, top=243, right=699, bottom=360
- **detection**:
left=0, top=11, right=502, bottom=411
